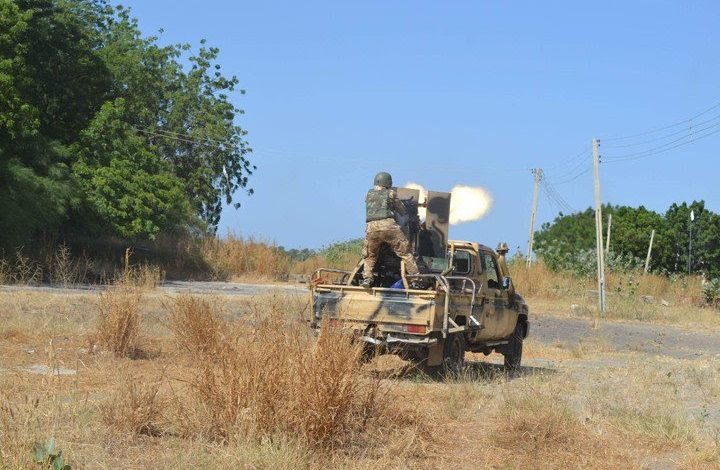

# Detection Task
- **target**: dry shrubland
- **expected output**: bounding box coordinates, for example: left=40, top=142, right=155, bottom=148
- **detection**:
left=510, top=259, right=703, bottom=301
left=2, top=286, right=719, bottom=468
left=167, top=295, right=226, bottom=355
left=101, top=376, right=165, bottom=437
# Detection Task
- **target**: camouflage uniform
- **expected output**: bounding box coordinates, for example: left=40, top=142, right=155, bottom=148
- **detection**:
left=363, top=186, right=420, bottom=281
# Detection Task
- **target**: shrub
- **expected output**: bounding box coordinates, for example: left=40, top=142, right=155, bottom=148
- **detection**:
left=101, top=377, right=165, bottom=437
left=703, top=279, right=720, bottom=307
left=168, top=295, right=225, bottom=355
left=96, top=285, right=142, bottom=357
left=172, top=304, right=406, bottom=449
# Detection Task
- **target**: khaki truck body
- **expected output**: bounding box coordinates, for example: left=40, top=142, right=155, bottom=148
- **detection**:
left=310, top=240, right=529, bottom=371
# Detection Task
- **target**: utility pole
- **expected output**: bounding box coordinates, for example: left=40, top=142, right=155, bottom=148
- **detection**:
left=605, top=214, right=612, bottom=256
left=592, top=139, right=606, bottom=313
left=644, top=229, right=655, bottom=274
left=526, top=168, right=542, bottom=268
left=688, top=209, right=695, bottom=275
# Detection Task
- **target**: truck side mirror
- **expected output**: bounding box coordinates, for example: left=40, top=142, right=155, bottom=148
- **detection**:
left=501, top=276, right=512, bottom=290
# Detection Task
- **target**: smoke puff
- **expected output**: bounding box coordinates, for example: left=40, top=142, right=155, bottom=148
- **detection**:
left=403, top=183, right=493, bottom=225
left=448, top=185, right=493, bottom=224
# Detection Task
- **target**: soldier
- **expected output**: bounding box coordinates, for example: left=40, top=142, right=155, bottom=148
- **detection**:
left=361, top=172, right=420, bottom=288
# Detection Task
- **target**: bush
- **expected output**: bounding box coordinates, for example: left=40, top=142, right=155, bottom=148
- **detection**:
left=703, top=279, right=720, bottom=307
left=168, top=295, right=225, bottom=356
left=172, top=300, right=405, bottom=449
left=96, top=285, right=142, bottom=357
left=101, top=377, right=164, bottom=437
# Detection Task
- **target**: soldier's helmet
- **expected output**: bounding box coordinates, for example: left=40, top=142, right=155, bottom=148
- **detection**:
left=373, top=172, right=393, bottom=188
left=496, top=242, right=510, bottom=254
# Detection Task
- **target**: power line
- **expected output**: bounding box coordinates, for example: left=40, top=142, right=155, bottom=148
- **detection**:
left=602, top=111, right=720, bottom=149
left=552, top=165, right=592, bottom=185
left=543, top=146, right=592, bottom=171
left=132, top=127, right=236, bottom=149
left=546, top=152, right=591, bottom=181
left=541, top=177, right=575, bottom=213
left=604, top=119, right=720, bottom=162
left=603, top=98, right=720, bottom=142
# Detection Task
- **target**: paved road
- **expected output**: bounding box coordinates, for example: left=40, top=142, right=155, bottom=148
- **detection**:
left=531, top=314, right=720, bottom=360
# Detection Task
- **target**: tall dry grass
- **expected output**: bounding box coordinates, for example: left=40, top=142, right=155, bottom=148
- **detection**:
left=167, top=295, right=225, bottom=355
left=201, top=234, right=291, bottom=281
left=511, top=259, right=704, bottom=303
left=165, top=296, right=413, bottom=450
left=95, top=284, right=142, bottom=357
left=101, top=376, right=165, bottom=437
left=291, top=254, right=359, bottom=276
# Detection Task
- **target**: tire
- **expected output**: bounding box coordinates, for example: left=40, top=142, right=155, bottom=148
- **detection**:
left=503, top=320, right=524, bottom=371
left=418, top=333, right=465, bottom=378
left=441, top=333, right=466, bottom=375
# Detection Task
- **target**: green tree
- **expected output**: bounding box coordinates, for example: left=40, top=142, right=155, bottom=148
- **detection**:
left=71, top=99, right=192, bottom=239
left=658, top=201, right=720, bottom=277
left=534, top=202, right=720, bottom=277
left=0, top=0, right=253, bottom=250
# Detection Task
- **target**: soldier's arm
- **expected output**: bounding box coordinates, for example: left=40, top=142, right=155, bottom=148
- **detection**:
left=390, top=189, right=407, bottom=215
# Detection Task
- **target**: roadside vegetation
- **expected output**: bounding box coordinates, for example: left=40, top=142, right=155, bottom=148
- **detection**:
left=0, top=289, right=718, bottom=468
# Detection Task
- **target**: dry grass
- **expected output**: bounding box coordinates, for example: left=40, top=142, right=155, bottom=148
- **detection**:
left=167, top=295, right=225, bottom=356
left=95, top=284, right=143, bottom=357
left=292, top=254, right=359, bottom=276
left=201, top=233, right=291, bottom=281
left=117, top=263, right=165, bottom=290
left=1, top=289, right=719, bottom=468
left=511, top=260, right=719, bottom=326
left=101, top=375, right=165, bottom=436
left=511, top=259, right=703, bottom=302
left=177, top=309, right=408, bottom=450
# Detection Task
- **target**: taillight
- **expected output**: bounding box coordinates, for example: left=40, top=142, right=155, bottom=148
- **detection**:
left=329, top=319, right=339, bottom=327
left=405, top=324, right=426, bottom=334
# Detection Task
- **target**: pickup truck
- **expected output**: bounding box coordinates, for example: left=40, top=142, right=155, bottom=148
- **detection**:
left=310, top=241, right=530, bottom=372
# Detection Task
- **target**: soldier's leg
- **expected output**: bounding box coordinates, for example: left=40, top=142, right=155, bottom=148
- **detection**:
left=362, top=232, right=381, bottom=281
left=387, top=226, right=420, bottom=275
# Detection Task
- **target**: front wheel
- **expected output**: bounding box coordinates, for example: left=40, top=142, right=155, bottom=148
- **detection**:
left=503, top=321, right=524, bottom=371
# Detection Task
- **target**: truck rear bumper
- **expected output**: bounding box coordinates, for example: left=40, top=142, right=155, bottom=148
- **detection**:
left=361, top=334, right=437, bottom=346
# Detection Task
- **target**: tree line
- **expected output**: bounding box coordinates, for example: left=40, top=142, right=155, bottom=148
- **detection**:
left=0, top=0, right=253, bottom=253
left=534, top=201, right=720, bottom=278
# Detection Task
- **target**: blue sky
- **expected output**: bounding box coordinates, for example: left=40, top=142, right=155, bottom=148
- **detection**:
left=119, top=1, right=720, bottom=253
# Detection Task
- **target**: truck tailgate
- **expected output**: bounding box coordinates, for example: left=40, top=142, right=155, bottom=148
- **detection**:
left=312, top=285, right=438, bottom=326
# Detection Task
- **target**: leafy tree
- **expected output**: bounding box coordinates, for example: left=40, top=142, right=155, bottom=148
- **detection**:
left=71, top=99, right=192, bottom=238
left=0, top=0, right=253, bottom=250
left=535, top=202, right=720, bottom=277
left=658, top=201, right=720, bottom=276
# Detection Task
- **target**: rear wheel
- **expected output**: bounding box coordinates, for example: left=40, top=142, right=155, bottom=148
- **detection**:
left=418, top=333, right=465, bottom=378
left=442, top=333, right=466, bottom=373
left=503, top=320, right=524, bottom=371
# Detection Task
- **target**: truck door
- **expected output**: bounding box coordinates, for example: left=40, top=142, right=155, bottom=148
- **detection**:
left=479, top=251, right=509, bottom=339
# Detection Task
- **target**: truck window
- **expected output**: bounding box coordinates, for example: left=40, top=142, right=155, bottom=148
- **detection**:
left=452, top=250, right=472, bottom=275
left=482, top=252, right=501, bottom=289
